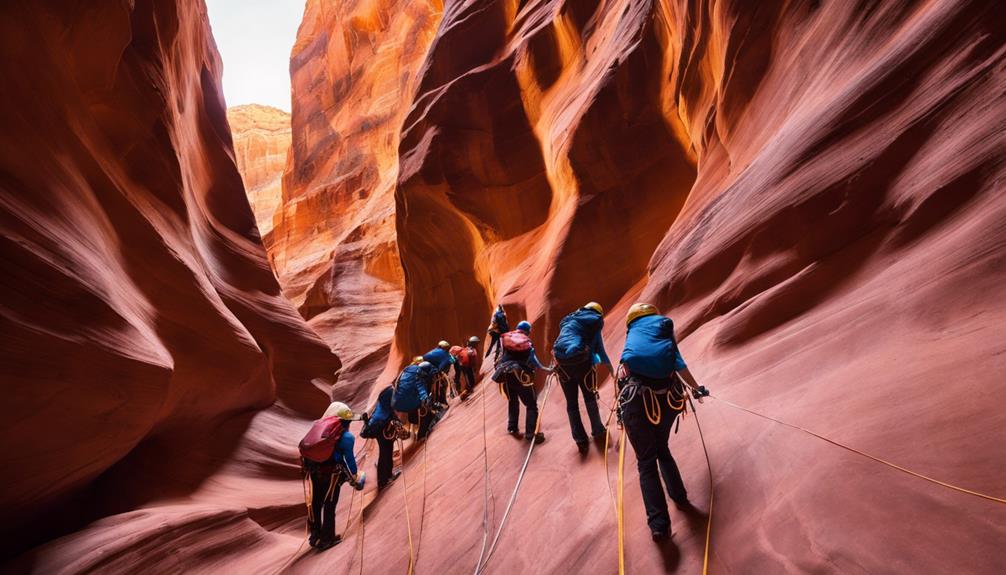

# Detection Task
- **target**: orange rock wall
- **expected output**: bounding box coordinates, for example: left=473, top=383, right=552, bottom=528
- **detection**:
left=0, top=0, right=338, bottom=559
left=226, top=104, right=292, bottom=240
left=269, top=0, right=443, bottom=386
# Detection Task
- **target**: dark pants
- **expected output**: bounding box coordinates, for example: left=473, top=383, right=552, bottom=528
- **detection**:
left=622, top=387, right=687, bottom=533
left=376, top=426, right=395, bottom=486
left=307, top=466, right=345, bottom=541
left=406, top=408, right=433, bottom=439
left=486, top=332, right=501, bottom=361
left=431, top=373, right=450, bottom=404
left=504, top=374, right=539, bottom=438
left=557, top=360, right=606, bottom=443
left=454, top=365, right=476, bottom=395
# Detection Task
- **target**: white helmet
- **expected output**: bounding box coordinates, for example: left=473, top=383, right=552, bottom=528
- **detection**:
left=323, top=401, right=359, bottom=421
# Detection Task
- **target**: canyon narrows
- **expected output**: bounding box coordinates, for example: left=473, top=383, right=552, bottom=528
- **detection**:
left=3, top=0, right=1006, bottom=574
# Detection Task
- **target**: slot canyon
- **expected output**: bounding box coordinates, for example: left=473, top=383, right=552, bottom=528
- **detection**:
left=1, top=0, right=1004, bottom=573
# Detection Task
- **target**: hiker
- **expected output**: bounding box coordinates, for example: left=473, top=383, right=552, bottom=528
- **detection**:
left=423, top=341, right=455, bottom=405
left=492, top=320, right=553, bottom=444
left=360, top=385, right=402, bottom=490
left=298, top=401, right=366, bottom=549
left=392, top=361, right=437, bottom=441
left=485, top=304, right=509, bottom=363
left=553, top=301, right=612, bottom=453
left=618, top=303, right=709, bottom=541
left=450, top=336, right=480, bottom=400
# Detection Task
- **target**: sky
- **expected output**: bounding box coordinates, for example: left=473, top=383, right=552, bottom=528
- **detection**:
left=205, top=0, right=306, bottom=112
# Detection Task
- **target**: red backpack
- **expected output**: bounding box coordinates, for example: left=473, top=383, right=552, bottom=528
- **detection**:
left=501, top=331, right=532, bottom=353
left=450, top=345, right=476, bottom=367
left=299, top=416, right=344, bottom=463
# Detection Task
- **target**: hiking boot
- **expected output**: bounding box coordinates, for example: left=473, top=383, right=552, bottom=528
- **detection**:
left=507, top=426, right=520, bottom=436
left=379, top=471, right=402, bottom=490
left=308, top=533, right=320, bottom=548
left=525, top=432, right=546, bottom=444
left=316, top=535, right=342, bottom=550
left=651, top=529, right=669, bottom=542
left=576, top=440, right=589, bottom=454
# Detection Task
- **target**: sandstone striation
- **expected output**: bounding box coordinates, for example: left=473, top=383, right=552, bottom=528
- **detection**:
left=226, top=104, right=292, bottom=240
left=267, top=0, right=443, bottom=388
left=3, top=0, right=1005, bottom=573
left=0, top=0, right=339, bottom=563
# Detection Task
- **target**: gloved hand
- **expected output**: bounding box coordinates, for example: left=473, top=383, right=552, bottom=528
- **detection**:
left=361, top=412, right=370, bottom=424
left=692, top=386, right=710, bottom=399
left=353, top=472, right=366, bottom=491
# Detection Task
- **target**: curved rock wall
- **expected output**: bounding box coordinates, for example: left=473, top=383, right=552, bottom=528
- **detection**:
left=227, top=104, right=292, bottom=240
left=268, top=0, right=443, bottom=387
left=0, top=0, right=339, bottom=559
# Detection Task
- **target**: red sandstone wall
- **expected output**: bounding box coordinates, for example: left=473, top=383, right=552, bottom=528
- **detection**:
left=227, top=104, right=292, bottom=240
left=0, top=0, right=339, bottom=560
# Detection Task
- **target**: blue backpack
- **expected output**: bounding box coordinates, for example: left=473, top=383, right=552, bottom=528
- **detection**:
left=553, top=308, right=603, bottom=364
left=392, top=365, right=431, bottom=412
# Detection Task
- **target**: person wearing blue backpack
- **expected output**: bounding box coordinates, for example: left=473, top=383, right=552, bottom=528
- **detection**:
left=392, top=361, right=437, bottom=440
left=423, top=341, right=455, bottom=405
left=618, top=303, right=709, bottom=542
left=552, top=301, right=612, bottom=453
left=360, top=385, right=402, bottom=490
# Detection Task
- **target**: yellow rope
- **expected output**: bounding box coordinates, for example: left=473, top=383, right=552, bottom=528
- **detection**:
left=398, top=436, right=417, bottom=575
left=711, top=395, right=1006, bottom=505
left=687, top=394, right=714, bottom=575
left=616, top=427, right=627, bottom=575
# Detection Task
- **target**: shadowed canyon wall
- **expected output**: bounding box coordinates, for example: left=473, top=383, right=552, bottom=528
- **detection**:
left=0, top=0, right=339, bottom=562
left=2, top=0, right=1005, bottom=573
left=226, top=104, right=292, bottom=240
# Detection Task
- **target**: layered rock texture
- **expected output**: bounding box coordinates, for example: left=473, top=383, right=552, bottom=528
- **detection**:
left=4, top=0, right=1006, bottom=573
left=0, top=0, right=339, bottom=567
left=226, top=104, right=292, bottom=240
left=263, top=0, right=445, bottom=388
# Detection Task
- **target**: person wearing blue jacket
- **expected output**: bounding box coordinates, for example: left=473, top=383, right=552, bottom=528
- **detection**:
left=305, top=401, right=365, bottom=549
left=361, top=385, right=401, bottom=489
left=553, top=302, right=612, bottom=452
left=619, top=303, right=708, bottom=542
left=423, top=341, right=455, bottom=405
left=392, top=362, right=436, bottom=440
left=485, top=304, right=510, bottom=361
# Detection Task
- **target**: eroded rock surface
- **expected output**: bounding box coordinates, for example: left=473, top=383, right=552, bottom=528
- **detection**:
left=3, top=0, right=1005, bottom=573
left=227, top=104, right=292, bottom=239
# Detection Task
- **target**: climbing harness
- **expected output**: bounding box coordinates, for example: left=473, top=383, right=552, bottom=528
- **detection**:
left=474, top=369, right=557, bottom=574
left=710, top=394, right=1006, bottom=505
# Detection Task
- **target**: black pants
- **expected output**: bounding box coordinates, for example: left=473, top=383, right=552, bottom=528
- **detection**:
left=407, top=407, right=433, bottom=439
left=622, top=387, right=687, bottom=533
left=376, top=426, right=395, bottom=486
left=504, top=374, right=539, bottom=438
left=431, top=373, right=450, bottom=404
left=307, top=467, right=345, bottom=541
left=486, top=332, right=501, bottom=359
left=454, top=365, right=476, bottom=395
left=557, top=360, right=605, bottom=443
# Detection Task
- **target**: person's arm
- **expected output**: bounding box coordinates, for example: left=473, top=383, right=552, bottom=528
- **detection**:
left=340, top=433, right=358, bottom=476
left=529, top=348, right=553, bottom=372
left=592, top=329, right=612, bottom=368
left=673, top=344, right=709, bottom=400
left=418, top=379, right=429, bottom=403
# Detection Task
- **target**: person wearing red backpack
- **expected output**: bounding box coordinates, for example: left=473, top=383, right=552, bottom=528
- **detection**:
left=298, top=401, right=366, bottom=550
left=450, top=336, right=481, bottom=400
left=491, top=321, right=553, bottom=443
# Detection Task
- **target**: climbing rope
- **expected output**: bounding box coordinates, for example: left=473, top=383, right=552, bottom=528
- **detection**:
left=710, top=395, right=1006, bottom=505
left=397, top=435, right=418, bottom=575
left=616, top=426, right=627, bottom=575
left=687, top=394, right=714, bottom=575
left=474, top=374, right=496, bottom=571
left=474, top=369, right=557, bottom=574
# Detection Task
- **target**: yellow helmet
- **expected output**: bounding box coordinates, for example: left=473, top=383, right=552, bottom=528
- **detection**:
left=626, top=303, right=659, bottom=326
left=323, top=401, right=358, bottom=421
left=584, top=301, right=603, bottom=315
left=438, top=340, right=450, bottom=349
left=412, top=355, right=424, bottom=365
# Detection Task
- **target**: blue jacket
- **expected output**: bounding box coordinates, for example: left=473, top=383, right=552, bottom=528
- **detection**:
left=619, top=315, right=687, bottom=379
left=369, top=386, right=394, bottom=430
left=589, top=320, right=611, bottom=366
left=332, top=431, right=358, bottom=476
left=393, top=364, right=432, bottom=411
left=423, top=347, right=455, bottom=373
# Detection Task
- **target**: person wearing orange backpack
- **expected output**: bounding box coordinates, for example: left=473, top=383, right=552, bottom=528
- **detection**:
left=298, top=401, right=366, bottom=549
left=450, top=336, right=481, bottom=400
left=491, top=321, right=553, bottom=443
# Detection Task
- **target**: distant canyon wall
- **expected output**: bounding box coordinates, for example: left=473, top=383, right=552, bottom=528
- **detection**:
left=226, top=104, right=291, bottom=239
